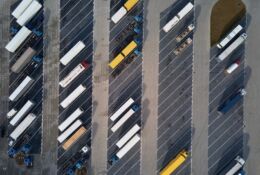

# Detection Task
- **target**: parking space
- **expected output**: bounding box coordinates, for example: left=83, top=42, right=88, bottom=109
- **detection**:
left=157, top=0, right=194, bottom=174
left=107, top=0, right=143, bottom=175
left=7, top=0, right=44, bottom=164
left=207, top=17, right=246, bottom=175
left=57, top=0, right=93, bottom=174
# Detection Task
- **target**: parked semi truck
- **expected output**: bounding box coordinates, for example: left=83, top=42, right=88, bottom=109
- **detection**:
left=217, top=33, right=247, bottom=62
left=176, top=24, right=194, bottom=42
left=225, top=156, right=245, bottom=175
left=60, top=41, right=85, bottom=66
left=10, top=100, right=34, bottom=126
left=218, top=88, right=246, bottom=114
left=58, top=108, right=84, bottom=132
left=16, top=0, right=42, bottom=26
left=60, top=84, right=86, bottom=109
left=174, top=37, right=192, bottom=56
left=5, top=26, right=32, bottom=53
left=109, top=40, right=138, bottom=69
left=111, top=104, right=139, bottom=132
left=9, top=76, right=34, bottom=101
left=217, top=24, right=243, bottom=49
left=59, top=60, right=89, bottom=88
left=163, top=2, right=193, bottom=33
left=225, top=60, right=240, bottom=74
left=57, top=119, right=82, bottom=143
left=110, top=98, right=135, bottom=121
left=62, top=126, right=87, bottom=150
left=160, top=150, right=188, bottom=175
left=9, top=113, right=36, bottom=142
left=116, top=124, right=140, bottom=148
left=111, top=0, right=139, bottom=24
left=12, top=0, right=33, bottom=19
left=109, top=134, right=140, bottom=165
left=11, top=47, right=36, bottom=73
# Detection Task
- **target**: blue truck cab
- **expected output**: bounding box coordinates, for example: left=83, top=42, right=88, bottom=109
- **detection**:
left=24, top=156, right=33, bottom=167
left=109, top=155, right=119, bottom=165
left=7, top=147, right=17, bottom=158
left=218, top=89, right=246, bottom=114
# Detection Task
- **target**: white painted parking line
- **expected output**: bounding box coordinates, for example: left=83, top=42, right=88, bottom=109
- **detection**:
left=208, top=106, right=242, bottom=134
left=60, top=0, right=86, bottom=22
left=58, top=86, right=92, bottom=118
left=159, top=75, right=192, bottom=110
left=208, top=146, right=242, bottom=172
left=158, top=97, right=191, bottom=129
left=109, top=149, right=140, bottom=173
left=159, top=0, right=184, bottom=20
left=60, top=0, right=80, bottom=11
left=159, top=53, right=192, bottom=81
left=159, top=89, right=191, bottom=119
left=109, top=64, right=141, bottom=96
left=60, top=2, right=91, bottom=31
left=208, top=127, right=242, bottom=160
left=158, top=109, right=191, bottom=141
left=123, top=160, right=140, bottom=175
left=175, top=160, right=191, bottom=175
left=159, top=50, right=192, bottom=74
left=157, top=119, right=191, bottom=151
left=158, top=139, right=190, bottom=163
left=60, top=11, right=93, bottom=46
left=208, top=109, right=243, bottom=148
left=109, top=54, right=141, bottom=84
left=159, top=65, right=192, bottom=98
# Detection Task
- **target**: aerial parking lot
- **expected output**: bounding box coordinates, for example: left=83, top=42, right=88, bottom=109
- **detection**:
left=0, top=0, right=260, bottom=175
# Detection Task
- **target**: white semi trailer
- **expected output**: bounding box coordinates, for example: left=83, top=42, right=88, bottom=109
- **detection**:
left=225, top=156, right=245, bottom=175
left=16, top=0, right=42, bottom=26
left=163, top=2, right=194, bottom=33
left=111, top=105, right=139, bottom=133
left=9, top=113, right=36, bottom=141
left=217, top=33, right=247, bottom=62
left=116, top=124, right=140, bottom=148
left=58, top=108, right=84, bottom=132
left=5, top=26, right=32, bottom=53
left=57, top=119, right=82, bottom=143
left=59, top=60, right=89, bottom=88
left=109, top=134, right=140, bottom=165
left=10, top=100, right=34, bottom=126
left=9, top=76, right=34, bottom=101
left=217, top=24, right=243, bottom=49
left=110, top=98, right=135, bottom=121
left=60, top=41, right=85, bottom=66
left=60, top=84, right=86, bottom=109
left=12, top=0, right=33, bottom=19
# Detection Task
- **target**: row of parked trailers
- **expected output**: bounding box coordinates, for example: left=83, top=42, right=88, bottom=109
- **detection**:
left=5, top=0, right=43, bottom=150
left=108, top=98, right=141, bottom=165
left=57, top=40, right=89, bottom=150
